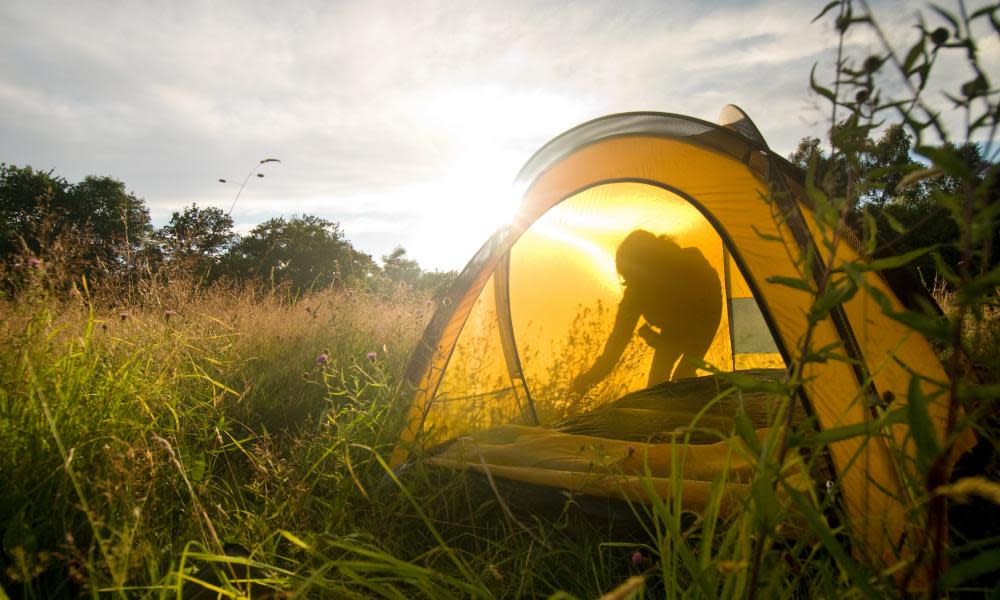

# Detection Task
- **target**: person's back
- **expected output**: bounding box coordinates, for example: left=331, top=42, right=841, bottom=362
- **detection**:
left=573, top=230, right=724, bottom=392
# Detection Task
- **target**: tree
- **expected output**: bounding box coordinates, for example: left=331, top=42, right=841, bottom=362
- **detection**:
left=380, top=245, right=457, bottom=296
left=381, top=246, right=422, bottom=287
left=222, top=215, right=376, bottom=291
left=788, top=126, right=995, bottom=283
left=0, top=164, right=151, bottom=281
left=153, top=204, right=235, bottom=278
left=65, top=175, right=151, bottom=273
left=0, top=163, right=70, bottom=259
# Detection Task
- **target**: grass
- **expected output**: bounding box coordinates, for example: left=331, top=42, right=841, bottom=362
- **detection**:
left=0, top=276, right=997, bottom=598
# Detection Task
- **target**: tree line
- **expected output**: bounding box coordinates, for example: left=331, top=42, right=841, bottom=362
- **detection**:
left=0, top=163, right=456, bottom=297
left=788, top=122, right=996, bottom=286
left=3, top=124, right=993, bottom=301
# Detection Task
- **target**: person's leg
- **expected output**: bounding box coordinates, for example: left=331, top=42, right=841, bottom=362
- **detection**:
left=648, top=343, right=682, bottom=386
left=670, top=325, right=717, bottom=380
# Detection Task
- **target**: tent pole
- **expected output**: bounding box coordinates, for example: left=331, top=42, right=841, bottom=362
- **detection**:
left=723, top=242, right=737, bottom=372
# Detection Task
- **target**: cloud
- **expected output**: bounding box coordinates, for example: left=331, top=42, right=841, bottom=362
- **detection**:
left=1, top=0, right=969, bottom=270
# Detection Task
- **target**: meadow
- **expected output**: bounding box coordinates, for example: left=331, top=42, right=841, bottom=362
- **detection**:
left=0, top=269, right=997, bottom=599
left=2, top=2, right=999, bottom=596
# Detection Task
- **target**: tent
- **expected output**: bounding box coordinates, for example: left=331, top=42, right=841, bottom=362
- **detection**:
left=390, top=106, right=974, bottom=564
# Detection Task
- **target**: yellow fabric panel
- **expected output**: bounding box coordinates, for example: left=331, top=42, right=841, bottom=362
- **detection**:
left=514, top=136, right=905, bottom=562
left=391, top=261, right=500, bottom=465
left=420, top=274, right=530, bottom=446
left=509, top=182, right=733, bottom=419
left=806, top=220, right=975, bottom=465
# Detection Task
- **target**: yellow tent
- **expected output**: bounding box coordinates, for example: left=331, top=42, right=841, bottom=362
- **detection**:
left=391, top=107, right=973, bottom=565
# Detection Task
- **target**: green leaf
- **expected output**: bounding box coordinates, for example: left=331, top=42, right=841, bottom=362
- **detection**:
left=751, top=224, right=783, bottom=242
left=765, top=275, right=813, bottom=293
left=857, top=245, right=939, bottom=272
left=841, top=264, right=952, bottom=341
left=882, top=211, right=907, bottom=234
left=813, top=0, right=841, bottom=23
left=734, top=408, right=762, bottom=456
left=808, top=278, right=858, bottom=324
left=970, top=6, right=996, bottom=20
left=902, top=38, right=926, bottom=74
left=810, top=64, right=838, bottom=103
left=916, top=145, right=974, bottom=180
left=907, top=376, right=941, bottom=474
left=930, top=4, right=960, bottom=31
left=751, top=470, right=781, bottom=530
left=189, top=455, right=207, bottom=483
left=782, top=487, right=882, bottom=599
left=897, top=166, right=943, bottom=190
left=941, top=548, right=1000, bottom=587
left=279, top=529, right=311, bottom=550
left=862, top=209, right=878, bottom=256
left=959, top=262, right=1000, bottom=302
left=789, top=408, right=906, bottom=447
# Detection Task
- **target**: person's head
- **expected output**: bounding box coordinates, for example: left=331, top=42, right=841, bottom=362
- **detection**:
left=615, top=230, right=680, bottom=287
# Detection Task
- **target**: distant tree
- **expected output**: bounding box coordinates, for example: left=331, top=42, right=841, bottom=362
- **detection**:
left=0, top=163, right=69, bottom=259
left=0, top=163, right=151, bottom=281
left=380, top=245, right=457, bottom=297
left=66, top=175, right=151, bottom=272
left=788, top=129, right=996, bottom=283
left=381, top=246, right=422, bottom=287
left=153, top=204, right=236, bottom=278
left=222, top=215, right=376, bottom=291
left=789, top=123, right=926, bottom=207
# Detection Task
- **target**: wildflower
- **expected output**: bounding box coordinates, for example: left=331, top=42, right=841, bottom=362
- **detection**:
left=316, top=353, right=329, bottom=365
left=27, top=256, right=42, bottom=268
left=164, top=309, right=175, bottom=321
left=119, top=311, right=129, bottom=321
left=631, top=551, right=645, bottom=567
left=367, top=351, right=377, bottom=362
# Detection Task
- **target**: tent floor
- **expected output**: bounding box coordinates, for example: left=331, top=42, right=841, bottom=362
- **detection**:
left=426, top=370, right=823, bottom=515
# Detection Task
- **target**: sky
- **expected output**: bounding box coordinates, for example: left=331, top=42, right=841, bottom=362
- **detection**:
left=1, top=0, right=995, bottom=271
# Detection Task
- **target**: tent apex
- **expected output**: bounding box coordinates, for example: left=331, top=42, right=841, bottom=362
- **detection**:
left=718, top=104, right=769, bottom=148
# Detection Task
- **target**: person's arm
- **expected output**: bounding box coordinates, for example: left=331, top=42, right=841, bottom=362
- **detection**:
left=572, top=290, right=640, bottom=393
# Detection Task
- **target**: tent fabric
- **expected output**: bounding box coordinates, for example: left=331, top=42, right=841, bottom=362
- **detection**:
left=391, top=107, right=974, bottom=565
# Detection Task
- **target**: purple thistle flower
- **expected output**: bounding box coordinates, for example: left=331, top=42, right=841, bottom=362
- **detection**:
left=366, top=351, right=377, bottom=362
left=316, top=353, right=329, bottom=365
left=27, top=256, right=42, bottom=268
left=164, top=309, right=175, bottom=320
left=119, top=311, right=130, bottom=321
left=631, top=551, right=645, bottom=567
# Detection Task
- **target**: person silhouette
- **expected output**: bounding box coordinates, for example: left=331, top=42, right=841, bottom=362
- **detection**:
left=571, top=229, right=722, bottom=392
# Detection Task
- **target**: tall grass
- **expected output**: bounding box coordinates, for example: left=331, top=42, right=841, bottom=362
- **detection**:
left=4, top=270, right=992, bottom=599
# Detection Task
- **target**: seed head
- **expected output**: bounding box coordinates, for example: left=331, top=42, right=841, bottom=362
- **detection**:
left=863, top=55, right=881, bottom=73
left=930, top=27, right=948, bottom=46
